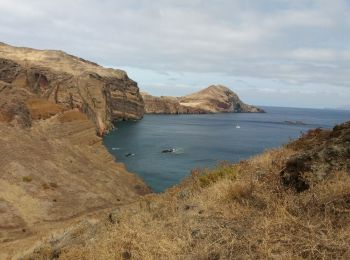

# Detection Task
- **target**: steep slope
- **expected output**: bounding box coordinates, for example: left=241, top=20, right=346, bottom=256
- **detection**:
left=0, top=42, right=144, bottom=135
left=23, top=122, right=350, bottom=259
left=142, top=85, right=264, bottom=114
left=0, top=112, right=149, bottom=240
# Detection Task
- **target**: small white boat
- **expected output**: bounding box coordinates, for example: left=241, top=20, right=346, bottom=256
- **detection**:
left=235, top=125, right=241, bottom=129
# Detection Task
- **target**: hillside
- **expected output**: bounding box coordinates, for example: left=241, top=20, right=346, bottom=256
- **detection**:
left=142, top=85, right=264, bottom=114
left=23, top=122, right=350, bottom=259
left=0, top=45, right=150, bottom=258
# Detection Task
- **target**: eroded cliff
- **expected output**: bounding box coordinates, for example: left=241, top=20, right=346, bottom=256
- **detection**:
left=0, top=42, right=144, bottom=135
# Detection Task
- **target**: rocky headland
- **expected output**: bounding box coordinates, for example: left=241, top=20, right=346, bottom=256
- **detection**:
left=0, top=43, right=150, bottom=258
left=0, top=42, right=144, bottom=136
left=142, top=85, right=264, bottom=114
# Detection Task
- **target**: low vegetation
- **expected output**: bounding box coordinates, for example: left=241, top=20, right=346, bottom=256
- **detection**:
left=194, top=162, right=238, bottom=187
left=25, top=98, right=64, bottom=120
left=22, top=176, right=32, bottom=182
left=57, top=110, right=88, bottom=123
left=28, top=123, right=350, bottom=259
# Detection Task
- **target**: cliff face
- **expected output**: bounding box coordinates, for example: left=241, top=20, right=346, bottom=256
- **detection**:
left=0, top=43, right=144, bottom=135
left=142, top=85, right=264, bottom=114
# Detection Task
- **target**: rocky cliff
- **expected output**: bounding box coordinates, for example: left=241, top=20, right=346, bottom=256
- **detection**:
left=0, top=45, right=150, bottom=258
left=142, top=85, right=264, bottom=114
left=0, top=42, right=144, bottom=135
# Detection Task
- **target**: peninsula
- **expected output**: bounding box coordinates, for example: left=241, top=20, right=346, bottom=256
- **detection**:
left=142, top=85, right=264, bottom=114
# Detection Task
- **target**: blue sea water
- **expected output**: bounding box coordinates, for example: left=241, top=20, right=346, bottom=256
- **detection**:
left=103, top=107, right=349, bottom=192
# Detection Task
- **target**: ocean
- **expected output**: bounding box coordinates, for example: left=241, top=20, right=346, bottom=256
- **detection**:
left=103, top=106, right=350, bottom=192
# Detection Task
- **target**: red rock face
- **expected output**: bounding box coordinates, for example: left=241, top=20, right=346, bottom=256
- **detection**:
left=0, top=43, right=144, bottom=135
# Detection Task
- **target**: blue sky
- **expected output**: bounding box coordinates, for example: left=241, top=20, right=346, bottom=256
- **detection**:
left=0, top=0, right=350, bottom=108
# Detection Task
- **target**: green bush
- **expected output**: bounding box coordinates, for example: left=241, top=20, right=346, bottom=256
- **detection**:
left=22, top=176, right=32, bottom=182
left=198, top=162, right=238, bottom=187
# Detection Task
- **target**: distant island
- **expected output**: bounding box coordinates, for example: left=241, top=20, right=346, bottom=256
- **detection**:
left=142, top=85, right=265, bottom=114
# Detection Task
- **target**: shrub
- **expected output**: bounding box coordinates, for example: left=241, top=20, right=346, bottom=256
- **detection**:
left=343, top=133, right=350, bottom=142
left=198, top=162, right=238, bottom=187
left=22, top=176, right=32, bottom=182
left=42, top=182, right=58, bottom=189
left=333, top=124, right=344, bottom=132
left=49, top=182, right=58, bottom=188
left=223, top=181, right=253, bottom=202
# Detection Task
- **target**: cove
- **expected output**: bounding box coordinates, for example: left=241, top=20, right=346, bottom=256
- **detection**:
left=103, top=106, right=350, bottom=192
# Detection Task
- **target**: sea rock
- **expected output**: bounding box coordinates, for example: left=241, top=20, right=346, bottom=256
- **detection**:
left=0, top=42, right=144, bottom=135
left=142, top=85, right=264, bottom=114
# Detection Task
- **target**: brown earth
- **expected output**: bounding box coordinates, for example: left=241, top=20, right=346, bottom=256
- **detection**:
left=0, top=42, right=144, bottom=135
left=142, top=85, right=264, bottom=114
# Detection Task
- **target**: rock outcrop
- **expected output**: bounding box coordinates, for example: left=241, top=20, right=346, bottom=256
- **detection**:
left=142, top=85, right=264, bottom=114
left=0, top=42, right=144, bottom=135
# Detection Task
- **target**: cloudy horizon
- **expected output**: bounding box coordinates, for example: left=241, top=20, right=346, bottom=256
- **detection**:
left=1, top=0, right=349, bottom=108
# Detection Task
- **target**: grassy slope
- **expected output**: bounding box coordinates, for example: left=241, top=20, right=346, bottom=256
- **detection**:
left=29, top=123, right=350, bottom=259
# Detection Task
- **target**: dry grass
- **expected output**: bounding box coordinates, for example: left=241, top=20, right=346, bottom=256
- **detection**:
left=0, top=111, right=12, bottom=122
left=47, top=144, right=350, bottom=260
left=193, top=162, right=239, bottom=187
left=26, top=98, right=63, bottom=120
left=57, top=110, right=88, bottom=123
left=23, top=123, right=350, bottom=259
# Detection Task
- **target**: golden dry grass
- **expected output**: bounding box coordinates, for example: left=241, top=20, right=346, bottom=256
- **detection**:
left=57, top=110, right=88, bottom=123
left=47, top=144, right=350, bottom=260
left=0, top=111, right=11, bottom=122
left=25, top=98, right=64, bottom=120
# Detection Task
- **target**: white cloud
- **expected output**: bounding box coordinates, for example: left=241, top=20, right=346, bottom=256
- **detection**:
left=287, top=48, right=350, bottom=62
left=0, top=0, right=349, bottom=107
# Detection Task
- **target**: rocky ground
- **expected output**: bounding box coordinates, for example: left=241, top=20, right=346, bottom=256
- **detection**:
left=142, top=85, right=264, bottom=114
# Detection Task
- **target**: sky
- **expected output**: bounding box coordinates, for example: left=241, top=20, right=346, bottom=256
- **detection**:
left=0, top=0, right=350, bottom=108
